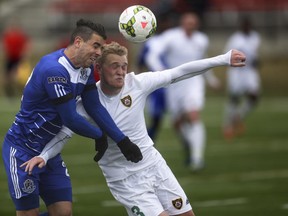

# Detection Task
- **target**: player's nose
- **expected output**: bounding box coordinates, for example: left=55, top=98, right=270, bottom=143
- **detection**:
left=95, top=48, right=102, bottom=57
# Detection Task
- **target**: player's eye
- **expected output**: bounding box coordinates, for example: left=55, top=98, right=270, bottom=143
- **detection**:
left=93, top=42, right=101, bottom=49
left=121, top=64, right=128, bottom=71
left=110, top=63, right=127, bottom=70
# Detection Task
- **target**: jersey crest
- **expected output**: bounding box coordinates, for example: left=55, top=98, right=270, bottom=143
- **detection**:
left=172, top=197, right=183, bottom=209
left=22, top=179, right=36, bottom=194
left=80, top=68, right=89, bottom=81
left=121, top=95, right=132, bottom=107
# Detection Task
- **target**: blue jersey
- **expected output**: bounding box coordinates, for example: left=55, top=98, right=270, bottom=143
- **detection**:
left=5, top=49, right=95, bottom=155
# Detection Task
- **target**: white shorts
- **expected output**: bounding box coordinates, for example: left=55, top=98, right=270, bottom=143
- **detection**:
left=166, top=76, right=205, bottom=121
left=107, top=159, right=192, bottom=216
left=227, top=67, right=260, bottom=95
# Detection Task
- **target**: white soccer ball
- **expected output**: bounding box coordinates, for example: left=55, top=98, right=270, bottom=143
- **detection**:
left=118, top=5, right=157, bottom=43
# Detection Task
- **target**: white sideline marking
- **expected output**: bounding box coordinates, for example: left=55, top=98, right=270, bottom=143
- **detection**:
left=240, top=169, right=288, bottom=181
left=178, top=169, right=288, bottom=186
left=100, top=198, right=247, bottom=208
left=73, top=185, right=107, bottom=194
left=102, top=200, right=122, bottom=207
left=193, top=197, right=247, bottom=208
left=282, top=204, right=288, bottom=209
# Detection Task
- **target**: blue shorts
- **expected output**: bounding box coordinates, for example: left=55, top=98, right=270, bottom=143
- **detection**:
left=2, top=138, right=72, bottom=210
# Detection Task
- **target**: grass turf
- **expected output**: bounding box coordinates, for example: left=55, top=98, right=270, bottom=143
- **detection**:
left=0, top=95, right=287, bottom=216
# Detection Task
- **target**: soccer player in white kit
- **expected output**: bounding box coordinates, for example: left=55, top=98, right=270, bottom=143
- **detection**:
left=21, top=42, right=245, bottom=216
left=222, top=17, right=261, bottom=140
left=145, top=12, right=220, bottom=171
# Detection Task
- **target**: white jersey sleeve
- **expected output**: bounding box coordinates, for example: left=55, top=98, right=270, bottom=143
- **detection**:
left=164, top=50, right=232, bottom=84
left=39, top=130, right=71, bottom=164
left=134, top=49, right=231, bottom=95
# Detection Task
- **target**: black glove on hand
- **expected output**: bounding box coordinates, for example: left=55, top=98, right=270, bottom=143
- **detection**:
left=117, top=136, right=143, bottom=163
left=94, top=133, right=108, bottom=162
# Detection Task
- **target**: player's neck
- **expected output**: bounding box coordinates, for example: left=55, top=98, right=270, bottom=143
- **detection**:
left=64, top=47, right=81, bottom=68
left=100, top=83, right=122, bottom=97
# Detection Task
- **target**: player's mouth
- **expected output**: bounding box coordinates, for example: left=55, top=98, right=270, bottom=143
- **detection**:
left=116, top=77, right=124, bottom=81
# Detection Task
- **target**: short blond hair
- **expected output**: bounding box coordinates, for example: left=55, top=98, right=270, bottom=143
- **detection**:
left=97, top=41, right=128, bottom=66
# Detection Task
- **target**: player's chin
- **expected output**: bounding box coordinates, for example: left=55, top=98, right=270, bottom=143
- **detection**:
left=114, top=80, right=124, bottom=87
left=85, top=59, right=95, bottom=67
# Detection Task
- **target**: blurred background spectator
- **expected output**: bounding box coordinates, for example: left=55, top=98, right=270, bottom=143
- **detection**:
left=136, top=13, right=173, bottom=142
left=1, top=17, right=30, bottom=98
left=222, top=16, right=261, bottom=141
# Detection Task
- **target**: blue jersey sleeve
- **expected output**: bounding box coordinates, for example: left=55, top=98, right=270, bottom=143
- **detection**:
left=44, top=66, right=103, bottom=139
left=55, top=99, right=102, bottom=139
left=81, top=85, right=125, bottom=143
left=44, top=67, right=74, bottom=103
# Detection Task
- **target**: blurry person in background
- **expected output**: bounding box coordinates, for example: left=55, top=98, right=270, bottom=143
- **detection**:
left=145, top=12, right=220, bottom=172
left=173, top=0, right=210, bottom=22
left=1, top=18, right=30, bottom=98
left=222, top=16, right=261, bottom=141
left=137, top=13, right=172, bottom=141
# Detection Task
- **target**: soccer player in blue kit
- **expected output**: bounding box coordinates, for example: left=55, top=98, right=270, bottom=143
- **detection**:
left=2, top=19, right=142, bottom=216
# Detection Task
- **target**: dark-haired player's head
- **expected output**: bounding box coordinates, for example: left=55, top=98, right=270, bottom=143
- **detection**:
left=69, top=19, right=107, bottom=45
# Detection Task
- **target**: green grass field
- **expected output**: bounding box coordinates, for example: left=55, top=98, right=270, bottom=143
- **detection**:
left=0, top=58, right=288, bottom=216
left=0, top=95, right=287, bottom=216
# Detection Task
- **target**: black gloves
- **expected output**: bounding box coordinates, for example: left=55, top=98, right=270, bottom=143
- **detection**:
left=117, top=136, right=143, bottom=163
left=94, top=135, right=143, bottom=163
left=94, top=133, right=108, bottom=162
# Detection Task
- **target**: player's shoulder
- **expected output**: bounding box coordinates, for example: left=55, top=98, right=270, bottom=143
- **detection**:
left=37, top=49, right=68, bottom=74
left=228, top=31, right=243, bottom=40
left=192, top=31, right=209, bottom=46
left=146, top=34, right=163, bottom=46
left=126, top=71, right=149, bottom=85
left=39, top=49, right=62, bottom=66
left=251, top=30, right=261, bottom=39
left=195, top=30, right=209, bottom=40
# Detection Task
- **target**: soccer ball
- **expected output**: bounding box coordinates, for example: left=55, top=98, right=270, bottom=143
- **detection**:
left=118, top=5, right=157, bottom=43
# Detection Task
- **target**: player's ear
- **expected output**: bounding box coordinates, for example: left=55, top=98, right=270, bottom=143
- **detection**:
left=74, top=36, right=83, bottom=48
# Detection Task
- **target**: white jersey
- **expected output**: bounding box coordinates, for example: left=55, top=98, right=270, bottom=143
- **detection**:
left=225, top=30, right=261, bottom=94
left=147, top=27, right=210, bottom=119
left=76, top=71, right=171, bottom=182
left=158, top=28, right=209, bottom=67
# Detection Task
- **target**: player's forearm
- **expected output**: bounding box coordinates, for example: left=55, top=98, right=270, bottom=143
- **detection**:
left=56, top=100, right=103, bottom=139
left=82, top=88, right=125, bottom=143
left=169, top=50, right=232, bottom=83
left=39, top=129, right=72, bottom=163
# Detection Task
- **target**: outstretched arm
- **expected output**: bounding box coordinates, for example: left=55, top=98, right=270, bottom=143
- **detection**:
left=168, top=49, right=245, bottom=83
